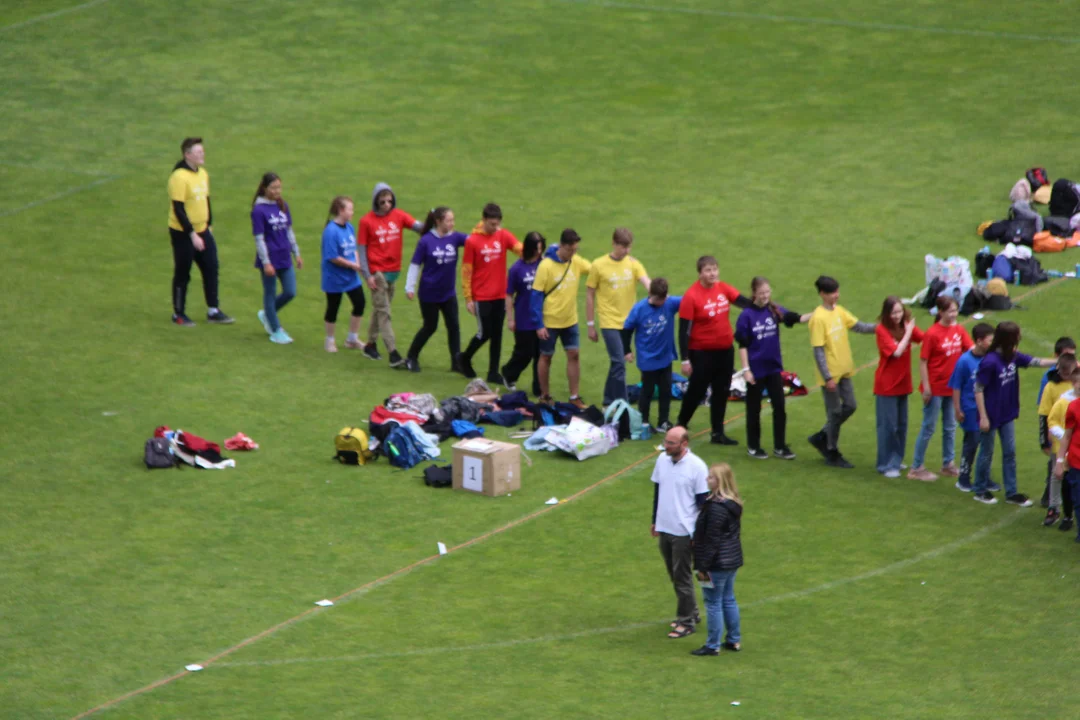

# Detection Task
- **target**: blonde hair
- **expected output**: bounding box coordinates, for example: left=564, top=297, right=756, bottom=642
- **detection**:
left=707, top=463, right=743, bottom=505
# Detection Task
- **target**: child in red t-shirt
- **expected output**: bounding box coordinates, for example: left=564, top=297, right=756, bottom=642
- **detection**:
left=873, top=296, right=923, bottom=478
left=675, top=255, right=757, bottom=445
left=909, top=295, right=972, bottom=481
left=1052, top=391, right=1080, bottom=543
left=357, top=182, right=423, bottom=367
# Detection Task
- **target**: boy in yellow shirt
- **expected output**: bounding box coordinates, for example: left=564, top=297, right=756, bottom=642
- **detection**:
left=1042, top=357, right=1079, bottom=527
left=167, top=137, right=233, bottom=326
left=585, top=228, right=650, bottom=406
left=807, top=276, right=877, bottom=469
left=531, top=229, right=592, bottom=407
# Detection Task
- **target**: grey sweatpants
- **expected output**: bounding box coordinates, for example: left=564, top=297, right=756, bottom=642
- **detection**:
left=821, top=376, right=857, bottom=451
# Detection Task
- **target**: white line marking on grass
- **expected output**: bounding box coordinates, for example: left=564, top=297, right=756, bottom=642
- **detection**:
left=211, top=510, right=1023, bottom=670
left=0, top=161, right=115, bottom=177
left=553, top=0, right=1080, bottom=45
left=0, top=0, right=113, bottom=33
left=0, top=176, right=117, bottom=218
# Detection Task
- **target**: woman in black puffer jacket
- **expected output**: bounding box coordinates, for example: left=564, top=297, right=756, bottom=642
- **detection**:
left=690, top=463, right=743, bottom=656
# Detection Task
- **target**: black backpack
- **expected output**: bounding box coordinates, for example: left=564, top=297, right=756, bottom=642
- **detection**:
left=1026, top=167, right=1049, bottom=191
left=974, top=249, right=995, bottom=279
left=1010, top=256, right=1047, bottom=285
left=922, top=279, right=947, bottom=309
left=423, top=464, right=453, bottom=488
left=144, top=437, right=178, bottom=469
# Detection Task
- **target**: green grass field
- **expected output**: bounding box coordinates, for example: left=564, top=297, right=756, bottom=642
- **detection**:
left=4, top=1, right=1080, bottom=718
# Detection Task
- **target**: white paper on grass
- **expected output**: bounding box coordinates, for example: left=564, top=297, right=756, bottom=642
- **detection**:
left=545, top=497, right=559, bottom=505
left=972, top=313, right=985, bottom=319
left=315, top=599, right=334, bottom=607
left=185, top=664, right=203, bottom=672
left=731, top=701, right=740, bottom=706
left=437, top=542, right=448, bottom=555
left=462, top=455, right=483, bottom=492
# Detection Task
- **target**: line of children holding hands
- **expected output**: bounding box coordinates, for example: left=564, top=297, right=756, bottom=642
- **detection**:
left=268, top=179, right=1069, bottom=511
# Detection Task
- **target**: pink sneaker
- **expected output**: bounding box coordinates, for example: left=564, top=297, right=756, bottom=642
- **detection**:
left=325, top=338, right=338, bottom=353
left=939, top=463, right=960, bottom=478
left=343, top=338, right=363, bottom=349
left=907, top=467, right=938, bottom=482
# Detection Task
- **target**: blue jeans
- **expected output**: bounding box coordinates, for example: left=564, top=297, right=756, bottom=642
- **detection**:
left=974, top=420, right=1017, bottom=496
left=539, top=325, right=580, bottom=356
left=601, top=328, right=628, bottom=406
left=701, top=569, right=740, bottom=649
left=912, top=396, right=956, bottom=468
left=261, top=266, right=297, bottom=332
left=1067, top=469, right=1080, bottom=539
left=875, top=395, right=908, bottom=473
left=957, top=428, right=980, bottom=487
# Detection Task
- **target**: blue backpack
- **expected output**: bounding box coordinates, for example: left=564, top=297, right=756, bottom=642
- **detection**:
left=384, top=425, right=424, bottom=470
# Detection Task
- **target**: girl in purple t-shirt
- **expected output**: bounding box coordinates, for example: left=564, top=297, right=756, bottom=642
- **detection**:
left=733, top=276, right=807, bottom=461
left=972, top=321, right=1054, bottom=505
left=501, top=232, right=546, bottom=396
left=251, top=173, right=302, bottom=345
left=402, top=206, right=468, bottom=373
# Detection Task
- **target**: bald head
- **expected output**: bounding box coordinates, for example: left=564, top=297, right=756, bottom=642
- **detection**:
left=663, top=426, right=689, bottom=459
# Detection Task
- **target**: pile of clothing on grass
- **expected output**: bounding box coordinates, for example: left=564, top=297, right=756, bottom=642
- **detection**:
left=143, top=426, right=257, bottom=470
left=977, top=167, right=1080, bottom=251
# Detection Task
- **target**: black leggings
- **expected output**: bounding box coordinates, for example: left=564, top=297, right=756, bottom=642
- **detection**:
left=324, top=286, right=366, bottom=323
left=677, top=347, right=734, bottom=434
left=407, top=298, right=461, bottom=362
left=461, top=299, right=505, bottom=374
left=639, top=366, right=673, bottom=427
left=170, top=228, right=219, bottom=314
left=502, top=329, right=541, bottom=395
left=745, top=371, right=787, bottom=451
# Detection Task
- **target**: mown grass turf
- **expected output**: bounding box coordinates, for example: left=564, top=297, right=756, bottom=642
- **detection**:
left=3, top=0, right=1080, bottom=718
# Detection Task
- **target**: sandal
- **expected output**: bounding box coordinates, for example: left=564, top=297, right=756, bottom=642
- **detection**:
left=667, top=624, right=695, bottom=639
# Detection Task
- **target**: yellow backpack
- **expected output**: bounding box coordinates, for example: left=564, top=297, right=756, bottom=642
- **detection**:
left=334, top=427, right=374, bottom=465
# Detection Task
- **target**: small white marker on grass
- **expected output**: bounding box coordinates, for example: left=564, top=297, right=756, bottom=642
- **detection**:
left=314, top=599, right=334, bottom=607
left=185, top=664, right=203, bottom=672
left=545, top=497, right=559, bottom=505
left=437, top=542, right=448, bottom=555
left=731, top=701, right=740, bottom=706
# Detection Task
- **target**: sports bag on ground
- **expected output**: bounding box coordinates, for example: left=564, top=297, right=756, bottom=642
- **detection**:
left=334, top=427, right=374, bottom=465
left=603, top=399, right=644, bottom=441
left=144, top=437, right=178, bottom=469
left=384, top=425, right=424, bottom=469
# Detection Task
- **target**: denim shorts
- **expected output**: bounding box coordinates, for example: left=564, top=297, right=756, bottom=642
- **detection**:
left=539, top=325, right=580, bottom=356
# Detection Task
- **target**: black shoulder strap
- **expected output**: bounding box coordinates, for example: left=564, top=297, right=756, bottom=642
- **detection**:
left=544, top=259, right=574, bottom=298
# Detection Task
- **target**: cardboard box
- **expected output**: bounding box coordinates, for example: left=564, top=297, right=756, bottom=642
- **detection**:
left=452, top=438, right=521, bottom=497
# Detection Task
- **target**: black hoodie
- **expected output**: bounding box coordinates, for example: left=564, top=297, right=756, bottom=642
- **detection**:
left=693, top=498, right=743, bottom=571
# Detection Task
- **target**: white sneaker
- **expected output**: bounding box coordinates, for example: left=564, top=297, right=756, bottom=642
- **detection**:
left=883, top=469, right=901, bottom=478
left=269, top=328, right=293, bottom=344
left=257, top=309, right=273, bottom=334
left=325, top=337, right=338, bottom=353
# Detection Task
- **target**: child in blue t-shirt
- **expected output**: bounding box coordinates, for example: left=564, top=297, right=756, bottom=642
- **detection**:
left=320, top=196, right=366, bottom=353
left=948, top=323, right=994, bottom=492
left=623, top=278, right=681, bottom=430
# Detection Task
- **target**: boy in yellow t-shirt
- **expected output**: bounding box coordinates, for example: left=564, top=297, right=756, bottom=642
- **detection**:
left=167, top=137, right=232, bottom=326
left=807, top=275, right=877, bottom=469
left=1042, top=358, right=1079, bottom=527
left=532, top=229, right=592, bottom=407
left=585, top=228, right=650, bottom=406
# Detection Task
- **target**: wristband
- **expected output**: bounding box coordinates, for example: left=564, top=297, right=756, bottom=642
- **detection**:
left=1056, top=458, right=1065, bottom=464
left=586, top=321, right=595, bottom=327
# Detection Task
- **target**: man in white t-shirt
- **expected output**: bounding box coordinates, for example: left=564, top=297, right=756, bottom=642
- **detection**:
left=651, top=425, right=709, bottom=639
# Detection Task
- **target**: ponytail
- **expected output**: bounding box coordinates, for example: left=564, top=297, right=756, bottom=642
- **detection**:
left=252, top=172, right=284, bottom=211
left=420, top=206, right=451, bottom=237
left=326, top=195, right=353, bottom=225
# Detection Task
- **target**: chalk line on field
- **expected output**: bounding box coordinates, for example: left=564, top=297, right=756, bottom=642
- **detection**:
left=0, top=176, right=117, bottom=219
left=69, top=278, right=1067, bottom=718
left=0, top=161, right=115, bottom=177
left=211, top=510, right=1024, bottom=670
left=0, top=0, right=113, bottom=33
left=554, top=0, right=1080, bottom=45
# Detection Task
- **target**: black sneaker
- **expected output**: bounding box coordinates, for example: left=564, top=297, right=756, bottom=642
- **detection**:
left=710, top=433, right=738, bottom=446
left=773, top=446, right=796, bottom=460
left=405, top=357, right=421, bottom=373
left=1043, top=508, right=1061, bottom=526
left=451, top=354, right=464, bottom=374
left=487, top=371, right=507, bottom=386
left=206, top=309, right=234, bottom=324
left=657, top=421, right=673, bottom=432
left=361, top=343, right=381, bottom=361
left=458, top=355, right=477, bottom=379
left=987, top=481, right=1002, bottom=493
left=690, top=645, right=719, bottom=656
left=1005, top=493, right=1033, bottom=508
left=973, top=491, right=997, bottom=505
left=747, top=448, right=768, bottom=460
left=1041, top=486, right=1051, bottom=508
left=808, top=432, right=829, bottom=459
left=172, top=313, right=196, bottom=327
left=388, top=350, right=406, bottom=368
left=954, top=479, right=974, bottom=493
left=825, top=450, right=854, bottom=469
left=1060, top=517, right=1075, bottom=532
